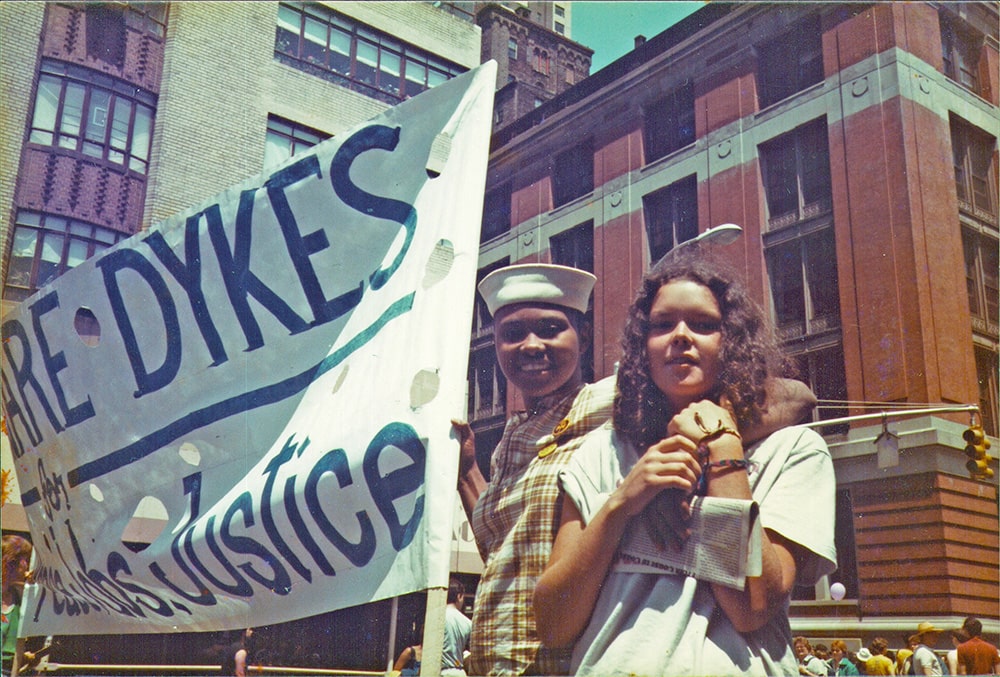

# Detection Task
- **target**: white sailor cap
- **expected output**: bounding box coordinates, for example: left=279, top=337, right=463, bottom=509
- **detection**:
left=478, top=263, right=596, bottom=316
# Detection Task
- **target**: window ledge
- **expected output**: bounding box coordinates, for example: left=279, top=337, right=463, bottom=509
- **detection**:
left=754, top=79, right=825, bottom=121
left=640, top=140, right=697, bottom=175
left=549, top=190, right=595, bottom=217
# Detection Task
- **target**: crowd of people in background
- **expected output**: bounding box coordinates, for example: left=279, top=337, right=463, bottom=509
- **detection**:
left=794, top=619, right=1000, bottom=676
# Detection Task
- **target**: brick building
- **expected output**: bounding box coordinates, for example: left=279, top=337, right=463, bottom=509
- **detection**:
left=0, top=1, right=479, bottom=316
left=467, top=1, right=999, bottom=645
left=1, top=0, right=997, bottom=668
left=475, top=2, right=592, bottom=130
left=0, top=1, right=480, bottom=669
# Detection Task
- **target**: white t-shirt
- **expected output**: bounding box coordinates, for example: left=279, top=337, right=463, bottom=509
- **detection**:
left=442, top=604, right=472, bottom=670
left=913, top=645, right=943, bottom=676
left=558, top=424, right=838, bottom=676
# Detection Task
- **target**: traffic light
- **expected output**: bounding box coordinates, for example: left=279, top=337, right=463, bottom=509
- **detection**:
left=963, top=425, right=994, bottom=479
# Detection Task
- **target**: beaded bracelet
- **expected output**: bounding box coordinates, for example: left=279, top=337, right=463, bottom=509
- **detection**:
left=693, top=456, right=755, bottom=496
left=705, top=458, right=753, bottom=472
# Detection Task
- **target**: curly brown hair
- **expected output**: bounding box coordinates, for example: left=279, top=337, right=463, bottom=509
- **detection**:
left=614, top=254, right=787, bottom=448
left=2, top=534, right=32, bottom=602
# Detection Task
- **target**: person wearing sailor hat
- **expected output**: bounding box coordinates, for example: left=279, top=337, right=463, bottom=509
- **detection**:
left=450, top=260, right=819, bottom=675
left=451, top=263, right=608, bottom=675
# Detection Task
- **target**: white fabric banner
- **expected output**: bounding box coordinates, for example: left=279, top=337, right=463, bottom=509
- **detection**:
left=2, top=61, right=496, bottom=636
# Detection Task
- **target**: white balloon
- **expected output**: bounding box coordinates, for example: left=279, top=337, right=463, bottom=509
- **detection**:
left=830, top=582, right=846, bottom=601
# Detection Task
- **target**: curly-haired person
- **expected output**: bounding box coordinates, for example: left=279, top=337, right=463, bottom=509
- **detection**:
left=2, top=535, right=32, bottom=677
left=534, top=255, right=837, bottom=676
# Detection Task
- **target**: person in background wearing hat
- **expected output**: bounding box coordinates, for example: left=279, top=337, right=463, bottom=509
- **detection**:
left=856, top=647, right=875, bottom=671
left=912, top=622, right=946, bottom=676
left=957, top=617, right=1000, bottom=675
left=452, top=263, right=817, bottom=676
left=865, top=638, right=896, bottom=675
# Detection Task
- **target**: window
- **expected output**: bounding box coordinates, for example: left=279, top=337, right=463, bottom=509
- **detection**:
left=28, top=60, right=156, bottom=174
left=552, top=139, right=593, bottom=207
left=643, top=81, right=695, bottom=163
left=963, top=228, right=999, bottom=334
left=975, top=347, right=998, bottom=436
left=940, top=12, right=983, bottom=94
left=263, top=115, right=330, bottom=169
left=124, top=2, right=168, bottom=39
left=468, top=344, right=507, bottom=422
left=642, top=175, right=698, bottom=263
left=274, top=2, right=464, bottom=104
left=951, top=116, right=996, bottom=219
left=757, top=15, right=823, bottom=108
left=86, top=4, right=126, bottom=67
left=952, top=114, right=998, bottom=436
left=532, top=48, right=550, bottom=75
left=765, top=226, right=840, bottom=340
left=550, top=222, right=594, bottom=274
left=550, top=222, right=595, bottom=383
left=4, top=211, right=126, bottom=302
left=467, top=260, right=510, bottom=429
left=760, top=118, right=832, bottom=228
left=791, top=344, right=848, bottom=433
left=555, top=5, right=565, bottom=18
left=555, top=22, right=565, bottom=35
left=481, top=182, right=512, bottom=242
left=508, top=38, right=517, bottom=61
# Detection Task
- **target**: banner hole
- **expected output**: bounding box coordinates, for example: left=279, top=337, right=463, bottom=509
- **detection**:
left=422, top=239, right=454, bottom=289
left=74, top=307, right=101, bottom=347
left=409, top=368, right=440, bottom=409
left=121, top=496, right=168, bottom=552
left=178, top=442, right=201, bottom=466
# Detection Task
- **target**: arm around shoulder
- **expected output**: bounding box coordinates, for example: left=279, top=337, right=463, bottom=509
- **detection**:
left=742, top=378, right=816, bottom=444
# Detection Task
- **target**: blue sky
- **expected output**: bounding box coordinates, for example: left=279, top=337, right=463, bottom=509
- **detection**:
left=571, top=2, right=705, bottom=72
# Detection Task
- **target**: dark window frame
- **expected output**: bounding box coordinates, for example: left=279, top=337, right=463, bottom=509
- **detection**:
left=974, top=345, right=999, bottom=436
left=642, top=174, right=698, bottom=263
left=481, top=182, right=512, bottom=242
left=123, top=2, right=169, bottom=39
left=532, top=48, right=550, bottom=75
left=642, top=81, right=695, bottom=163
left=764, top=222, right=841, bottom=342
left=757, top=14, right=824, bottom=108
left=263, top=114, right=330, bottom=169
left=4, top=211, right=126, bottom=302
left=550, top=222, right=595, bottom=383
left=274, top=2, right=465, bottom=104
left=552, top=139, right=594, bottom=208
left=951, top=116, right=997, bottom=220
left=28, top=59, right=156, bottom=175
left=789, top=342, right=849, bottom=434
left=760, top=118, right=833, bottom=229
left=940, top=11, right=983, bottom=94
left=962, top=227, right=999, bottom=335
left=467, top=259, right=511, bottom=433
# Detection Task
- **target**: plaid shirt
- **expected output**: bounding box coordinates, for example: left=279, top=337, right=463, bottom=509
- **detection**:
left=467, top=376, right=615, bottom=676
